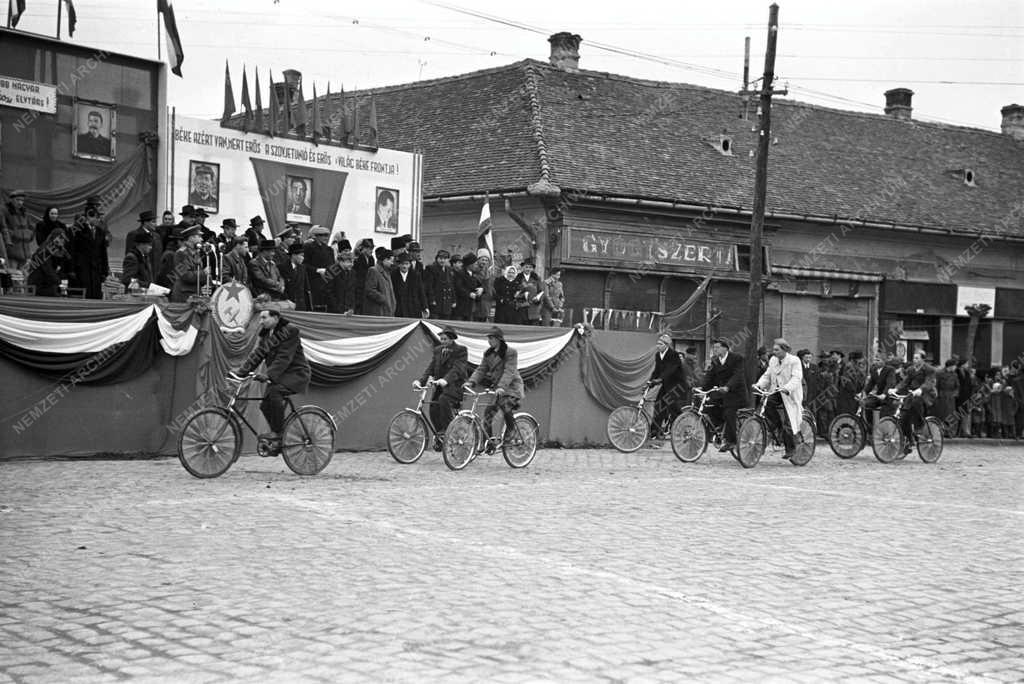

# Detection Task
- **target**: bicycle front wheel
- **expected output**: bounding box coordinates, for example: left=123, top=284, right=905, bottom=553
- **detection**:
left=735, top=416, right=766, bottom=469
left=872, top=416, right=903, bottom=464
left=177, top=407, right=241, bottom=479
left=916, top=417, right=944, bottom=463
left=502, top=413, right=539, bottom=468
left=281, top=407, right=335, bottom=476
left=828, top=413, right=865, bottom=459
left=607, top=405, right=650, bottom=453
left=789, top=417, right=817, bottom=466
left=387, top=409, right=429, bottom=464
left=443, top=415, right=479, bottom=471
left=670, top=408, right=707, bottom=463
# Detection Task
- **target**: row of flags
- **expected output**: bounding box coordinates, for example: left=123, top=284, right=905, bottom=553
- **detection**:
left=221, top=63, right=379, bottom=147
left=7, top=1, right=184, bottom=78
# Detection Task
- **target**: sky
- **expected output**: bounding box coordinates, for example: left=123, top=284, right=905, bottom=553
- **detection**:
left=10, top=0, right=1024, bottom=131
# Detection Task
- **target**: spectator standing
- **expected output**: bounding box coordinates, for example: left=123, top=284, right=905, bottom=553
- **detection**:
left=363, top=249, right=396, bottom=316
left=453, top=253, right=478, bottom=321
left=423, top=249, right=456, bottom=319
left=303, top=226, right=334, bottom=311
left=392, top=253, right=426, bottom=318
left=540, top=268, right=564, bottom=326
left=155, top=233, right=181, bottom=289
left=169, top=225, right=207, bottom=303
left=352, top=238, right=375, bottom=314
left=244, top=216, right=268, bottom=249
left=328, top=242, right=357, bottom=315
left=26, top=227, right=70, bottom=297
left=797, top=349, right=820, bottom=411
left=248, top=240, right=286, bottom=301
left=174, top=205, right=197, bottom=243
left=493, top=265, right=519, bottom=324
left=1011, top=363, right=1024, bottom=440
left=514, top=259, right=544, bottom=325
left=2, top=189, right=34, bottom=271
left=969, top=366, right=986, bottom=437
left=125, top=210, right=163, bottom=275
left=282, top=243, right=312, bottom=311
left=121, top=232, right=154, bottom=290
left=34, top=206, right=66, bottom=247
left=157, top=210, right=176, bottom=246
left=69, top=197, right=110, bottom=299
left=215, top=218, right=241, bottom=253
left=220, top=236, right=250, bottom=287
left=934, top=359, right=960, bottom=435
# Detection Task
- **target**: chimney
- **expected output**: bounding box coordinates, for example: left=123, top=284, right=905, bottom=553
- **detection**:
left=884, top=88, right=913, bottom=121
left=1001, top=103, right=1024, bottom=141
left=548, top=32, right=582, bottom=72
left=273, top=69, right=302, bottom=105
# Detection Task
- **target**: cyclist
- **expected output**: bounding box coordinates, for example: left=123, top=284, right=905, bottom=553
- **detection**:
left=703, top=337, right=747, bottom=452
left=861, top=352, right=898, bottom=428
left=647, top=333, right=689, bottom=444
left=414, top=325, right=468, bottom=449
left=230, top=307, right=311, bottom=451
left=752, top=338, right=804, bottom=459
left=889, top=350, right=936, bottom=454
left=464, top=326, right=523, bottom=453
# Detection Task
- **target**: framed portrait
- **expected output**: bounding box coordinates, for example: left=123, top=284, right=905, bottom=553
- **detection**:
left=188, top=160, right=220, bottom=214
left=285, top=175, right=313, bottom=224
left=374, top=187, right=399, bottom=235
left=72, top=99, right=116, bottom=162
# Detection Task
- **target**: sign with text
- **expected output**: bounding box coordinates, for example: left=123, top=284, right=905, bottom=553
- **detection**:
left=564, top=226, right=738, bottom=273
left=170, top=114, right=422, bottom=244
left=0, top=76, right=57, bottom=114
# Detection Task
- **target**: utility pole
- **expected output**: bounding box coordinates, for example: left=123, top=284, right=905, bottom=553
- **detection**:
left=744, top=3, right=782, bottom=383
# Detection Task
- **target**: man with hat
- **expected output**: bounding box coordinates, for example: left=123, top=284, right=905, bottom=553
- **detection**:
left=245, top=216, right=268, bottom=248
left=216, top=218, right=240, bottom=252
left=170, top=224, right=208, bottom=303
left=407, top=240, right=425, bottom=274
left=702, top=337, right=748, bottom=452
left=281, top=242, right=312, bottom=311
left=327, top=239, right=356, bottom=314
left=121, top=231, right=155, bottom=291
left=352, top=238, right=375, bottom=314
left=391, top=252, right=427, bottom=318
left=465, top=326, right=525, bottom=453
left=647, top=333, right=689, bottom=444
left=248, top=239, right=286, bottom=300
left=415, top=325, right=468, bottom=447
left=274, top=225, right=299, bottom=273
left=423, top=249, right=455, bottom=319
left=173, top=205, right=197, bottom=243
left=514, top=258, right=544, bottom=325
left=220, top=236, right=250, bottom=287
left=68, top=196, right=111, bottom=299
left=363, top=249, right=396, bottom=316
left=1, top=189, right=33, bottom=271
left=452, top=252, right=475, bottom=321
left=303, top=225, right=335, bottom=311
left=460, top=252, right=487, bottom=322
left=125, top=210, right=164, bottom=273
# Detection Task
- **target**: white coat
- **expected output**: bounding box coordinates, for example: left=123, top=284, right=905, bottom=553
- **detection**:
left=755, top=352, right=804, bottom=435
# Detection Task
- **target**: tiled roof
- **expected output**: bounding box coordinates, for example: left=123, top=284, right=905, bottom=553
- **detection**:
left=235, top=59, right=1024, bottom=236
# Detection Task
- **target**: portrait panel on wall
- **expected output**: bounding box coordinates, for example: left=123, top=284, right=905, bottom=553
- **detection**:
left=188, top=161, right=220, bottom=215
left=374, top=187, right=399, bottom=235
left=285, top=175, right=313, bottom=224
left=72, top=100, right=116, bottom=162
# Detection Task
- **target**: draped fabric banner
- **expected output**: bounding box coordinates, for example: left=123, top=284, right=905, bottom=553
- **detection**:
left=302, top=322, right=419, bottom=365
left=0, top=306, right=155, bottom=353
left=421, top=321, right=576, bottom=368
left=580, top=334, right=656, bottom=411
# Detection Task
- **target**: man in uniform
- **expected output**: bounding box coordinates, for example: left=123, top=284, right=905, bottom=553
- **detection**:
left=170, top=224, right=207, bottom=303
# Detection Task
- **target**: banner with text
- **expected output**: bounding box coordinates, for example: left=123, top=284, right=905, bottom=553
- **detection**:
left=169, top=114, right=422, bottom=244
left=0, top=75, right=57, bottom=114
left=562, top=226, right=738, bottom=274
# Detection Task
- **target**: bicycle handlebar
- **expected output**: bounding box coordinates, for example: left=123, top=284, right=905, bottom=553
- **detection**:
left=462, top=387, right=498, bottom=396
left=693, top=387, right=721, bottom=395
left=752, top=386, right=787, bottom=396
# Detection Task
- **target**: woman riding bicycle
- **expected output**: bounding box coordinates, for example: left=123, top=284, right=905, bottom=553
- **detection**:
left=464, top=326, right=523, bottom=453
left=752, top=338, right=804, bottom=459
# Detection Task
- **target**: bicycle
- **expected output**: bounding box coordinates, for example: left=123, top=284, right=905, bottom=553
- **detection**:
left=669, top=387, right=736, bottom=462
left=386, top=380, right=445, bottom=464
left=606, top=383, right=656, bottom=453
left=735, top=386, right=816, bottom=468
left=177, top=374, right=336, bottom=478
left=442, top=388, right=539, bottom=471
left=871, top=392, right=943, bottom=464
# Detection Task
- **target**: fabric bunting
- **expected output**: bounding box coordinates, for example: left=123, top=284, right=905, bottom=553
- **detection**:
left=0, top=306, right=156, bottom=353
left=421, top=321, right=576, bottom=369
left=301, top=322, right=418, bottom=366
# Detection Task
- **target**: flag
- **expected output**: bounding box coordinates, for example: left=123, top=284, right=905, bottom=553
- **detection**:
left=478, top=200, right=494, bottom=263
left=369, top=96, right=378, bottom=144
left=280, top=72, right=291, bottom=132
left=254, top=68, right=264, bottom=133
left=292, top=82, right=308, bottom=136
left=221, top=61, right=236, bottom=123
left=337, top=84, right=348, bottom=142
left=310, top=82, right=321, bottom=146
left=157, top=0, right=184, bottom=77
left=240, top=66, right=253, bottom=131
left=267, top=70, right=278, bottom=137
left=64, top=0, right=76, bottom=36
left=322, top=82, right=332, bottom=142
left=350, top=95, right=359, bottom=145
left=9, top=0, right=25, bottom=27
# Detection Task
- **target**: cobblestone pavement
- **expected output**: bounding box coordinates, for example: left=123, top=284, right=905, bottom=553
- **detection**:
left=1, top=440, right=1022, bottom=683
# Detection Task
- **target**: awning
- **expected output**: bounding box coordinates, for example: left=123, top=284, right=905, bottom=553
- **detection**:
left=771, top=266, right=884, bottom=282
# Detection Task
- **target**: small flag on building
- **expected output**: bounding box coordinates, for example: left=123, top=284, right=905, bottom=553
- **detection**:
left=478, top=200, right=494, bottom=263
left=310, top=82, right=321, bottom=146
left=9, top=0, right=25, bottom=28
left=157, top=0, right=184, bottom=77
left=267, top=70, right=278, bottom=137
left=65, top=0, right=76, bottom=36
left=349, top=95, right=359, bottom=145
left=322, top=82, right=333, bottom=142
left=254, top=68, right=264, bottom=133
left=369, top=96, right=379, bottom=145
left=221, top=61, right=236, bottom=124
left=240, top=66, right=253, bottom=131
left=337, top=84, right=348, bottom=142
left=292, top=82, right=308, bottom=136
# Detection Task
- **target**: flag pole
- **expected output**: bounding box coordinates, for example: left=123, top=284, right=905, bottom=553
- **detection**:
left=57, top=0, right=62, bottom=39
left=157, top=6, right=162, bottom=61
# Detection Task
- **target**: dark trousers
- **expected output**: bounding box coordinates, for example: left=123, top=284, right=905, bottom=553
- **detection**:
left=707, top=404, right=739, bottom=445
left=651, top=386, right=685, bottom=435
left=484, top=394, right=520, bottom=438
left=261, top=385, right=292, bottom=434
left=764, top=393, right=795, bottom=450
left=429, top=390, right=462, bottom=434
left=900, top=396, right=926, bottom=440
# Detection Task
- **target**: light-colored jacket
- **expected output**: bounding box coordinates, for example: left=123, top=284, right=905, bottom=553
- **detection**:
left=755, top=352, right=804, bottom=435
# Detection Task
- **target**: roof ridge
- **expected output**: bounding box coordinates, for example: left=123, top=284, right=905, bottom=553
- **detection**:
left=323, top=59, right=535, bottom=100
left=522, top=62, right=560, bottom=198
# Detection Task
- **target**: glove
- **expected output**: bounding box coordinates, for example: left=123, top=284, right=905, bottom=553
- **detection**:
left=254, top=373, right=269, bottom=382
left=912, top=388, right=922, bottom=397
left=412, top=380, right=422, bottom=389
left=495, top=387, right=505, bottom=396
left=227, top=370, right=245, bottom=382
left=436, top=379, right=447, bottom=387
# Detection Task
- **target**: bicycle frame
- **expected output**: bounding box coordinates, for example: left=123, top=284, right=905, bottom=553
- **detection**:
left=223, top=376, right=301, bottom=439
left=409, top=382, right=443, bottom=437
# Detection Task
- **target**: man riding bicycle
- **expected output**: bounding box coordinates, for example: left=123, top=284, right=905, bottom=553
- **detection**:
left=890, top=350, right=936, bottom=454
left=703, top=337, right=748, bottom=452
left=647, top=333, right=689, bottom=444
left=752, top=338, right=804, bottom=459
left=464, top=326, right=523, bottom=453
left=230, top=308, right=311, bottom=450
left=414, top=325, right=468, bottom=448
left=861, top=352, right=898, bottom=427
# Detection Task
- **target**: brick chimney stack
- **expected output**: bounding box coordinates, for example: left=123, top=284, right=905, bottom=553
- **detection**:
left=548, top=32, right=582, bottom=72
left=1001, top=104, right=1024, bottom=141
left=884, top=88, right=913, bottom=121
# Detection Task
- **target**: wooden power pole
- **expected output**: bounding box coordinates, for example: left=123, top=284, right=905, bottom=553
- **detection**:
left=744, top=3, right=782, bottom=382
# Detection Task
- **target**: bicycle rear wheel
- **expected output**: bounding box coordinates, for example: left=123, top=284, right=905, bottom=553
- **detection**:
left=828, top=413, right=865, bottom=459
left=916, top=417, right=944, bottom=463
left=281, top=407, right=335, bottom=475
left=789, top=417, right=817, bottom=466
left=670, top=408, right=707, bottom=463
left=606, top=406, right=650, bottom=453
left=735, top=416, right=766, bottom=469
left=443, top=415, right=479, bottom=471
left=502, top=413, right=539, bottom=468
left=387, top=409, right=429, bottom=464
left=871, top=416, right=903, bottom=464
left=177, top=407, right=241, bottom=479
